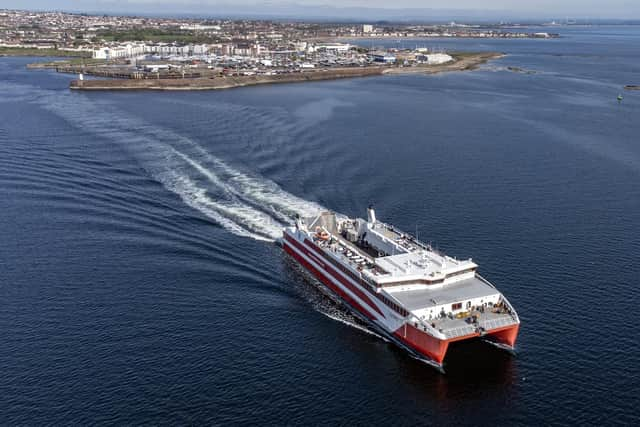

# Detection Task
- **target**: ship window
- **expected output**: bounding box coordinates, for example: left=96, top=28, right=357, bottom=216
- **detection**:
left=467, top=301, right=471, bottom=308
left=452, top=303, right=462, bottom=311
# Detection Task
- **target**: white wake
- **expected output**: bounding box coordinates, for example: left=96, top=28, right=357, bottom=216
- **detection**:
left=321, top=310, right=387, bottom=340
left=40, top=93, right=323, bottom=241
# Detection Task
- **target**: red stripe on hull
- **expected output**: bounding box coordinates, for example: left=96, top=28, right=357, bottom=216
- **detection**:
left=285, top=232, right=520, bottom=366
left=286, top=238, right=447, bottom=364
left=283, top=243, right=378, bottom=321
left=284, top=234, right=385, bottom=318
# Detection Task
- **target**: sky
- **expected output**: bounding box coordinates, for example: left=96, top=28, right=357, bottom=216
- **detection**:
left=4, top=0, right=639, bottom=20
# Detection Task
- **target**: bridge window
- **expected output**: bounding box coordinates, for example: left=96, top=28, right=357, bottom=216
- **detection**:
left=452, top=303, right=462, bottom=311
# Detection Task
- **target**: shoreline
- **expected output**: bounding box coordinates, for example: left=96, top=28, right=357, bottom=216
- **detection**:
left=69, top=52, right=503, bottom=92
left=0, top=47, right=90, bottom=58
left=316, top=34, right=557, bottom=42
left=385, top=52, right=504, bottom=75
left=71, top=66, right=386, bottom=91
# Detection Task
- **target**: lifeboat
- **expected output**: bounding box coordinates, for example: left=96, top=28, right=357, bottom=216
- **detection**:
left=315, top=227, right=330, bottom=241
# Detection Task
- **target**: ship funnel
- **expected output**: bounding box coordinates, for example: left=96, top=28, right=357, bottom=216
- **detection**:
left=367, top=205, right=376, bottom=224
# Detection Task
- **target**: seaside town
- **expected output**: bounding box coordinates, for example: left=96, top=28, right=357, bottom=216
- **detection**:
left=0, top=9, right=555, bottom=88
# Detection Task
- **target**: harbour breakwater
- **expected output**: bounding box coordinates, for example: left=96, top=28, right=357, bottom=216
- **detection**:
left=70, top=67, right=385, bottom=91
left=69, top=52, right=502, bottom=91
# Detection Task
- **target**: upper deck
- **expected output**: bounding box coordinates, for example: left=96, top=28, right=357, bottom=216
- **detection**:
left=303, top=210, right=478, bottom=287
left=289, top=208, right=519, bottom=339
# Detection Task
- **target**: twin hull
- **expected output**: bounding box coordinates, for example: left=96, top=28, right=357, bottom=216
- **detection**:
left=282, top=229, right=519, bottom=368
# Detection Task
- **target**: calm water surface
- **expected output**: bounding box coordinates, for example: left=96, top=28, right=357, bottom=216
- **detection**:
left=1, top=26, right=639, bottom=425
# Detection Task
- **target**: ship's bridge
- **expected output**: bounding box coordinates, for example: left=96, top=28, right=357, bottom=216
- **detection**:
left=372, top=251, right=477, bottom=286
left=360, top=215, right=477, bottom=286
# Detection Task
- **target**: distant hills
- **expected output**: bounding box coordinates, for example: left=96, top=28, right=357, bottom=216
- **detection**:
left=5, top=1, right=640, bottom=24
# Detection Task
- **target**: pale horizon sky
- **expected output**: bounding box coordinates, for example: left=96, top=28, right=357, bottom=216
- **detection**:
left=4, top=0, right=640, bottom=19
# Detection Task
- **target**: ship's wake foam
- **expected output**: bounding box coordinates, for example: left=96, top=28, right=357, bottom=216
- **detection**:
left=39, top=90, right=386, bottom=341
left=306, top=284, right=387, bottom=340
left=41, top=94, right=323, bottom=242
left=320, top=309, right=387, bottom=340
left=285, top=259, right=386, bottom=340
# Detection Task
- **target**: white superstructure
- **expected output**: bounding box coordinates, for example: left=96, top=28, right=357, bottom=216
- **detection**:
left=282, top=207, right=520, bottom=370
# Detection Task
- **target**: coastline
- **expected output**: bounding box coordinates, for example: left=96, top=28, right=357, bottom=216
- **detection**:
left=68, top=52, right=503, bottom=91
left=384, top=52, right=504, bottom=75
left=316, top=34, right=557, bottom=42
left=71, top=66, right=386, bottom=91
left=0, top=47, right=91, bottom=58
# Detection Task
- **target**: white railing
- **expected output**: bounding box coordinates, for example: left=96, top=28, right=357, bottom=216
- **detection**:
left=411, top=317, right=443, bottom=338
left=444, top=325, right=476, bottom=339
left=479, top=317, right=516, bottom=331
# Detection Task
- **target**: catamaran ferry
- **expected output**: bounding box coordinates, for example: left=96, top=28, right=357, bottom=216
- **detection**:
left=282, top=206, right=520, bottom=371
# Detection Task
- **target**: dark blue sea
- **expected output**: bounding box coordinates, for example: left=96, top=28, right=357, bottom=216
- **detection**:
left=1, top=26, right=639, bottom=425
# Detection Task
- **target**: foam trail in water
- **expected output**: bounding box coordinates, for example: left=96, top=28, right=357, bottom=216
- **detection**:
left=160, top=171, right=275, bottom=242
left=321, top=310, right=386, bottom=340
left=182, top=144, right=324, bottom=222
left=38, top=92, right=324, bottom=241
left=166, top=148, right=285, bottom=239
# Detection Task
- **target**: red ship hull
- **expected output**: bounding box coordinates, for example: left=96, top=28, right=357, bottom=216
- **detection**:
left=283, top=232, right=519, bottom=368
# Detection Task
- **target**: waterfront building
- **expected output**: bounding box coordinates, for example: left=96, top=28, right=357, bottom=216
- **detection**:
left=370, top=52, right=396, bottom=63
left=416, top=53, right=453, bottom=64
left=92, top=43, right=145, bottom=59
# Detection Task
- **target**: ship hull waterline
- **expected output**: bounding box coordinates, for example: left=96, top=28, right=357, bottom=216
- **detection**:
left=283, top=237, right=518, bottom=372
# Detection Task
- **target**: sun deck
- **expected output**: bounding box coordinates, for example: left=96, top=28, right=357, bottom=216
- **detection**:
left=306, top=212, right=380, bottom=272
left=305, top=212, right=477, bottom=283
left=313, top=233, right=376, bottom=270
left=373, top=222, right=426, bottom=253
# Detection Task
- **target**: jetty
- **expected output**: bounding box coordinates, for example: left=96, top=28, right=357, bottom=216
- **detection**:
left=70, top=67, right=385, bottom=91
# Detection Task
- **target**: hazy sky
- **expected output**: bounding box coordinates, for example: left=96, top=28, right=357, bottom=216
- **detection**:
left=4, top=0, right=639, bottom=19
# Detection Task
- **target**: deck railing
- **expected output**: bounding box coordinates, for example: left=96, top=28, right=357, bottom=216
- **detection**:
left=443, top=325, right=476, bottom=339
left=479, top=316, right=516, bottom=331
